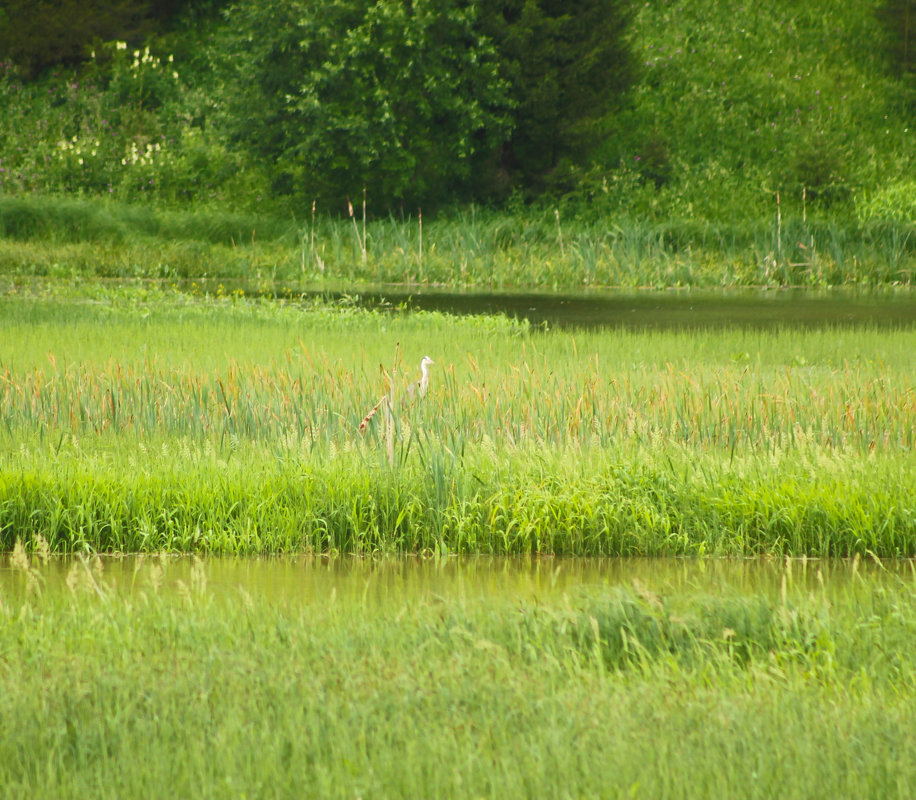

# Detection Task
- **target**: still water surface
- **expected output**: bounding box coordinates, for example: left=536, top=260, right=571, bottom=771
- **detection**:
left=179, top=279, right=916, bottom=330
left=337, top=288, right=916, bottom=330
left=2, top=555, right=911, bottom=604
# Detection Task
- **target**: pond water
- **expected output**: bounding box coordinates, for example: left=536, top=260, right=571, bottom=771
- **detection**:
left=342, top=288, right=916, bottom=331
left=172, top=279, right=916, bottom=330
left=2, top=554, right=911, bottom=605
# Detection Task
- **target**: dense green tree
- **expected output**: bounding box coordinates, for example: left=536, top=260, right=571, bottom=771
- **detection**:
left=217, top=0, right=635, bottom=209
left=876, top=0, right=916, bottom=119
left=877, top=0, right=914, bottom=79
left=220, top=0, right=511, bottom=209
left=477, top=0, right=637, bottom=196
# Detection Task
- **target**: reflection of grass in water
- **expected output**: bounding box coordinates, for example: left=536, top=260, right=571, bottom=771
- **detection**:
left=3, top=551, right=916, bottom=798
left=1, top=286, right=915, bottom=555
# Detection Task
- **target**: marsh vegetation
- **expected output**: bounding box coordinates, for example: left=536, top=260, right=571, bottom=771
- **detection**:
left=2, top=552, right=915, bottom=799
left=3, top=1, right=916, bottom=793
left=1, top=283, right=914, bottom=557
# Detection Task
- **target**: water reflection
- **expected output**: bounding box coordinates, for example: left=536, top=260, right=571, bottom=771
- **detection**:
left=2, top=554, right=912, bottom=605
left=171, top=279, right=916, bottom=330
left=349, top=288, right=916, bottom=331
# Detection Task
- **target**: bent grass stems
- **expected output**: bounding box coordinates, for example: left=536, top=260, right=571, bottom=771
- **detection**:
left=3, top=197, right=915, bottom=288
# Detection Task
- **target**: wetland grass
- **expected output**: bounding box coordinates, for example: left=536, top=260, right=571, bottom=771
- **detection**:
left=1, top=554, right=915, bottom=799
left=2, top=196, right=915, bottom=288
left=1, top=284, right=914, bottom=556
left=3, top=444, right=915, bottom=556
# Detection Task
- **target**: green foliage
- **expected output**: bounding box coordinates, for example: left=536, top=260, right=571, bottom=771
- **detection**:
left=1, top=0, right=916, bottom=243
left=876, top=0, right=916, bottom=81
left=0, top=0, right=153, bottom=76
left=210, top=0, right=637, bottom=207
left=0, top=39, right=253, bottom=205
left=858, top=179, right=916, bottom=221
left=477, top=0, right=637, bottom=196
left=597, top=0, right=916, bottom=222
left=220, top=0, right=512, bottom=209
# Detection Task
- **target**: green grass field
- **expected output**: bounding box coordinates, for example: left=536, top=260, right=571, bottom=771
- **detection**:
left=4, top=0, right=916, bottom=793
left=2, top=283, right=915, bottom=797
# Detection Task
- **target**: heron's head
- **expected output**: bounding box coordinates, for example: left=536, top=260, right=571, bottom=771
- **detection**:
left=420, top=356, right=435, bottom=369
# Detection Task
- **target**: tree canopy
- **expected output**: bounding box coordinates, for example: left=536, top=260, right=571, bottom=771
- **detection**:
left=0, top=0, right=636, bottom=210
left=218, top=0, right=636, bottom=208
left=478, top=0, right=636, bottom=195
left=220, top=0, right=513, bottom=209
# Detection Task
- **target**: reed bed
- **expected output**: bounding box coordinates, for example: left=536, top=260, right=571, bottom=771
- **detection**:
left=3, top=445, right=915, bottom=556
left=2, top=196, right=915, bottom=288
left=1, top=285, right=914, bottom=555
left=2, top=349, right=915, bottom=455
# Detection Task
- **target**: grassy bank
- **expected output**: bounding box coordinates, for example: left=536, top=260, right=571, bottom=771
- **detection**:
left=1, top=283, right=914, bottom=556
left=2, top=197, right=915, bottom=288
left=1, top=554, right=915, bottom=799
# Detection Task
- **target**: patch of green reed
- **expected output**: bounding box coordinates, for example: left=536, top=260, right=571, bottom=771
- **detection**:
left=1, top=554, right=915, bottom=798
left=2, top=288, right=913, bottom=453
left=2, top=443, right=915, bottom=557
left=1, top=285, right=914, bottom=555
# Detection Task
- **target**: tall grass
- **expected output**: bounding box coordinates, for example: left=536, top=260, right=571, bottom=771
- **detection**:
left=1, top=196, right=915, bottom=287
left=1, top=287, right=914, bottom=453
left=3, top=444, right=915, bottom=556
left=1, top=554, right=915, bottom=798
left=1, top=285, right=914, bottom=555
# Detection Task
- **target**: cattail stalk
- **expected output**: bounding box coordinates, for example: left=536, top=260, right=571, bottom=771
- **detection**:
left=776, top=191, right=782, bottom=266
left=348, top=197, right=365, bottom=263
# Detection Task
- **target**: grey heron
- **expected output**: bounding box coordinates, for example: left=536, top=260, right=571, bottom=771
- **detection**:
left=407, top=356, right=435, bottom=399
left=359, top=355, right=435, bottom=433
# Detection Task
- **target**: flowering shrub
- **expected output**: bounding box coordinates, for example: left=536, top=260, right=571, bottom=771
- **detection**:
left=0, top=42, right=244, bottom=206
